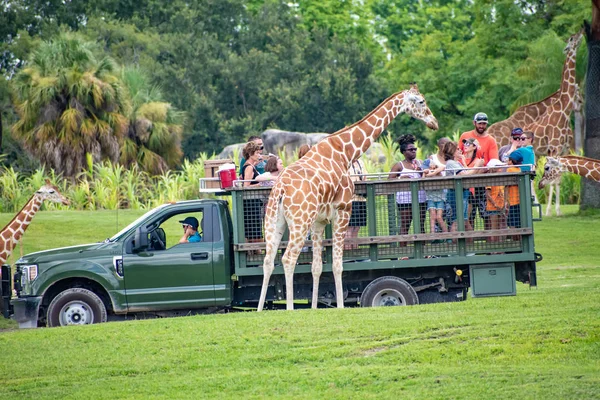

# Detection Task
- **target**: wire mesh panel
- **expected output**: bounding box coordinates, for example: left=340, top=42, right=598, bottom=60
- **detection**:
left=232, top=171, right=534, bottom=270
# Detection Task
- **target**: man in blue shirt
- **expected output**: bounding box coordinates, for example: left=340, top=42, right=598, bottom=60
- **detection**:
left=178, top=216, right=202, bottom=243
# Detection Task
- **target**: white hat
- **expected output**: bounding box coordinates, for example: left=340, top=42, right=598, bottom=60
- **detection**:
left=487, top=159, right=506, bottom=167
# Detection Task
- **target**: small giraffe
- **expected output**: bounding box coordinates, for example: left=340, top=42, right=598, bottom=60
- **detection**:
left=257, top=85, right=438, bottom=311
left=488, top=29, right=584, bottom=149
left=539, top=156, right=600, bottom=216
left=0, top=180, right=69, bottom=266
left=524, top=29, right=583, bottom=157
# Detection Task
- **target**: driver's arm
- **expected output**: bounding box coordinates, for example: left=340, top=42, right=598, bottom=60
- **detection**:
left=179, top=226, right=193, bottom=243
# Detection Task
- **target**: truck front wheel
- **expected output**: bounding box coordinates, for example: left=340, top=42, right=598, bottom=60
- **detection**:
left=360, top=276, right=419, bottom=307
left=47, top=288, right=107, bottom=327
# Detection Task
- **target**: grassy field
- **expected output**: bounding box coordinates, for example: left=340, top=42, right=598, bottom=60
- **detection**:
left=0, top=205, right=599, bottom=399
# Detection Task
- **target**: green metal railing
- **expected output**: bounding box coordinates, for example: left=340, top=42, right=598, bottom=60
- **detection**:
left=230, top=172, right=537, bottom=275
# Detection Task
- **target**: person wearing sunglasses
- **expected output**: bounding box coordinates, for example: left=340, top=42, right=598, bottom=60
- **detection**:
left=510, top=130, right=536, bottom=172
left=178, top=216, right=202, bottom=243
left=499, top=127, right=524, bottom=164
left=239, top=135, right=266, bottom=176
left=388, top=134, right=427, bottom=243
left=459, top=112, right=499, bottom=231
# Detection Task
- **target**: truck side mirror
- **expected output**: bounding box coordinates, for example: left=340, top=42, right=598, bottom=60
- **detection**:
left=133, top=227, right=149, bottom=253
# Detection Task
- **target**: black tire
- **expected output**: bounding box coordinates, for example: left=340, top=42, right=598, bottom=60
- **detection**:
left=360, top=276, right=419, bottom=307
left=47, top=288, right=107, bottom=327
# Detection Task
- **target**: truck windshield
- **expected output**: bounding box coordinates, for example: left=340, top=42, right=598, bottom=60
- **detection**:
left=107, top=205, right=169, bottom=242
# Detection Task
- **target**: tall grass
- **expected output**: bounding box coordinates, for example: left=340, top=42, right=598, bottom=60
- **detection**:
left=1, top=145, right=586, bottom=213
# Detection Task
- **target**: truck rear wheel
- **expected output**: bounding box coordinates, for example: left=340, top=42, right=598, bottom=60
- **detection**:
left=360, top=276, right=419, bottom=307
left=47, top=288, right=107, bottom=327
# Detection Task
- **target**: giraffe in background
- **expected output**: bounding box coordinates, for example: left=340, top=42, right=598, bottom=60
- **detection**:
left=539, top=156, right=600, bottom=216
left=257, top=85, right=438, bottom=311
left=488, top=30, right=584, bottom=149
left=0, top=180, right=69, bottom=266
left=524, top=29, right=583, bottom=157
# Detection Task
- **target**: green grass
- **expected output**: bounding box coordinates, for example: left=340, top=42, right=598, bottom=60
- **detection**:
left=1, top=205, right=599, bottom=399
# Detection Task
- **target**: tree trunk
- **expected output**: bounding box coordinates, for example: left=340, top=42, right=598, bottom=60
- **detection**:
left=581, top=1, right=600, bottom=210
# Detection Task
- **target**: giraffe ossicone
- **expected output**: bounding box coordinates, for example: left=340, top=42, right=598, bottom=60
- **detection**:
left=0, top=179, right=69, bottom=266
left=256, top=84, right=438, bottom=312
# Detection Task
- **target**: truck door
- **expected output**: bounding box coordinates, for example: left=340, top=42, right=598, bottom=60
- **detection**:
left=122, top=207, right=216, bottom=311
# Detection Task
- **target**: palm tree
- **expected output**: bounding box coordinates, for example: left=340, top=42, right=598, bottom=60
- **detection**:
left=120, top=67, right=184, bottom=175
left=10, top=34, right=129, bottom=178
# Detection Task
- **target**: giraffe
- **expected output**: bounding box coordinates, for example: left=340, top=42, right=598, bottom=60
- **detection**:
left=0, top=180, right=69, bottom=266
left=488, top=29, right=584, bottom=149
left=524, top=29, right=583, bottom=158
left=536, top=84, right=584, bottom=215
left=256, top=85, right=438, bottom=311
left=538, top=156, right=600, bottom=216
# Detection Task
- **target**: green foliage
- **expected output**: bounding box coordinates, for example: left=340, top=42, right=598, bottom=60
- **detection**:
left=120, top=67, right=185, bottom=175
left=10, top=33, right=129, bottom=178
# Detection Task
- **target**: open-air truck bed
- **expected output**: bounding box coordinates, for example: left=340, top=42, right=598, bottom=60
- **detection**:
left=226, top=170, right=541, bottom=306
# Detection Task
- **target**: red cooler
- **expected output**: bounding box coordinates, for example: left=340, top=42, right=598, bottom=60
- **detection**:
left=218, top=163, right=237, bottom=189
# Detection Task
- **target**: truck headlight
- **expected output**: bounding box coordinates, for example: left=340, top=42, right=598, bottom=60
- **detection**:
left=20, top=265, right=38, bottom=294
left=22, top=265, right=38, bottom=282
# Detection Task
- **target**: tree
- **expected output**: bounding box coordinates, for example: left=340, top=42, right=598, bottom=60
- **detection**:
left=10, top=34, right=129, bottom=178
left=120, top=67, right=184, bottom=175
left=581, top=0, right=600, bottom=209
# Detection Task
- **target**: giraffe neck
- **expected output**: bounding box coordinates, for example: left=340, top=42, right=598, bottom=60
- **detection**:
left=0, top=194, right=42, bottom=264
left=560, top=156, right=600, bottom=182
left=558, top=48, right=577, bottom=96
left=327, top=92, right=408, bottom=166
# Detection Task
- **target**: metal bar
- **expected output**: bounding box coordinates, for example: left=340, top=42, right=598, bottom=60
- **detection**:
left=234, top=228, right=534, bottom=250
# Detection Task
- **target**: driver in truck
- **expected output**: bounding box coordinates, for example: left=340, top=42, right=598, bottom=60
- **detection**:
left=178, top=216, right=202, bottom=243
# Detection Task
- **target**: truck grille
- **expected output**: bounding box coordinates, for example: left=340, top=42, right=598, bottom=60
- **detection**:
left=13, top=266, right=23, bottom=296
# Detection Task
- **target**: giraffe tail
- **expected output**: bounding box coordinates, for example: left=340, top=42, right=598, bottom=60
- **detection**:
left=263, top=179, right=285, bottom=235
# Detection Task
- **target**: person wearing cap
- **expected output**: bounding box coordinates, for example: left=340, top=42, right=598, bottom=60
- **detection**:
left=510, top=130, right=536, bottom=172
left=179, top=216, right=202, bottom=243
left=459, top=112, right=499, bottom=165
left=459, top=112, right=498, bottom=231
left=498, top=127, right=524, bottom=164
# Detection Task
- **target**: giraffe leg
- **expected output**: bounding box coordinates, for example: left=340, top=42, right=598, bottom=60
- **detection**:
left=555, top=183, right=561, bottom=216
left=282, top=224, right=312, bottom=311
left=257, top=203, right=287, bottom=312
left=332, top=208, right=351, bottom=309
left=310, top=221, right=327, bottom=309
left=545, top=184, right=554, bottom=217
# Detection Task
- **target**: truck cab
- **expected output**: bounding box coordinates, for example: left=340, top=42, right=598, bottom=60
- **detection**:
left=10, top=200, right=235, bottom=328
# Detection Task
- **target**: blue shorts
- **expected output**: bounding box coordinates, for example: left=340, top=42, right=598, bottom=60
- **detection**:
left=427, top=200, right=445, bottom=210
left=508, top=205, right=521, bottom=228
left=447, top=189, right=470, bottom=223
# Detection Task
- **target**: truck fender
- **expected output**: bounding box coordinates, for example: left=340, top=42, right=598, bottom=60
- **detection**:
left=36, top=261, right=123, bottom=313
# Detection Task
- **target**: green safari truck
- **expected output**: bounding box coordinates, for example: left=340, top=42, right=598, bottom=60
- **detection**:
left=3, top=171, right=541, bottom=328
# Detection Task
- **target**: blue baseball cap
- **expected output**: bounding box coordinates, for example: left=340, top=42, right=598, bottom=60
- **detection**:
left=511, top=127, right=524, bottom=136
left=509, top=151, right=524, bottom=164
left=179, top=216, right=199, bottom=230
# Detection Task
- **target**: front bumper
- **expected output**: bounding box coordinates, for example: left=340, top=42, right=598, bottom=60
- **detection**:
left=11, top=297, right=42, bottom=328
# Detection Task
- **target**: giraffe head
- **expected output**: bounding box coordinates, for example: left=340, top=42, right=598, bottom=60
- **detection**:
left=36, top=179, right=70, bottom=206
left=400, top=83, right=439, bottom=130
left=563, top=29, right=584, bottom=55
left=538, top=157, right=563, bottom=189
